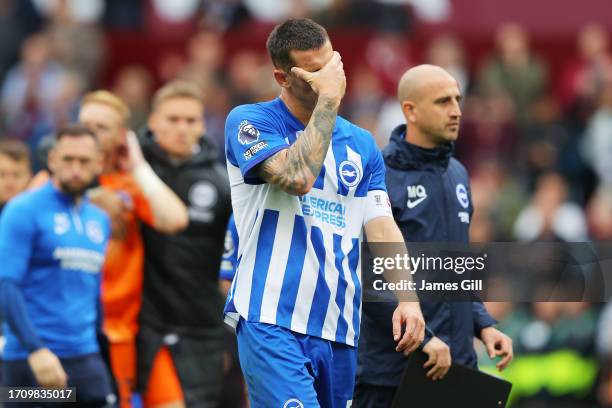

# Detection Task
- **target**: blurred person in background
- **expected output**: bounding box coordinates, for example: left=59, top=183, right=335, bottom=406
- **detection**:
left=581, top=67, right=612, bottom=189
left=0, top=138, right=32, bottom=387
left=35, top=0, right=106, bottom=87
left=425, top=33, right=469, bottom=95
left=513, top=171, right=588, bottom=241
left=0, top=125, right=114, bottom=406
left=469, top=159, right=527, bottom=240
left=79, top=90, right=189, bottom=408
left=558, top=23, right=612, bottom=123
left=477, top=22, right=548, bottom=129
left=344, top=66, right=387, bottom=145
left=0, top=33, right=82, bottom=161
left=0, top=139, right=31, bottom=214
left=136, top=80, right=231, bottom=408
left=586, top=187, right=612, bottom=241
left=356, top=65, right=512, bottom=408
left=111, top=65, right=155, bottom=131
left=455, top=88, right=520, bottom=172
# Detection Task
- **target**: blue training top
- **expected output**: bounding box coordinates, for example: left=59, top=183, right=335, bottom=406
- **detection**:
left=0, top=181, right=110, bottom=360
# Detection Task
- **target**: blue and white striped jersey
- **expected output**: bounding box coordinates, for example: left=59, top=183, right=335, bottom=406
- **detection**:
left=224, top=97, right=390, bottom=347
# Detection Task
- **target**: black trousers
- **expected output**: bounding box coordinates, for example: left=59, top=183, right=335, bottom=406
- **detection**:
left=137, top=324, right=224, bottom=408
left=353, top=383, right=397, bottom=408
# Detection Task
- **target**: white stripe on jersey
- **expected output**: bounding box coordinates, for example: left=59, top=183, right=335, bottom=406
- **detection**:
left=259, top=211, right=294, bottom=323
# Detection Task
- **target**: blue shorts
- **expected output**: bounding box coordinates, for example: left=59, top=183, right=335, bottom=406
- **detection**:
left=237, top=319, right=357, bottom=408
left=2, top=352, right=114, bottom=407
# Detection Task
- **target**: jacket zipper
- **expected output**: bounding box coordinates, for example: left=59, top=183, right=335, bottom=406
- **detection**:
left=71, top=206, right=83, bottom=234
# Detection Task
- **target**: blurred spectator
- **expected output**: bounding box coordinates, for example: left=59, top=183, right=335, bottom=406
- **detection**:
left=343, top=66, right=386, bottom=142
left=558, top=23, right=612, bottom=124
left=0, top=33, right=82, bottom=165
left=0, top=139, right=31, bottom=214
left=35, top=0, right=106, bottom=86
left=470, top=159, right=527, bottom=240
left=586, top=188, right=612, bottom=240
left=514, top=172, right=588, bottom=241
left=425, top=33, right=469, bottom=95
left=456, top=93, right=520, bottom=171
left=225, top=50, right=268, bottom=105
left=522, top=95, right=570, bottom=187
left=111, top=65, right=154, bottom=131
left=0, top=138, right=31, bottom=387
left=581, top=70, right=612, bottom=189
left=477, top=22, right=548, bottom=128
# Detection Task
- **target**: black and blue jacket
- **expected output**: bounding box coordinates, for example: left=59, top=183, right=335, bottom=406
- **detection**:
left=357, top=124, right=497, bottom=388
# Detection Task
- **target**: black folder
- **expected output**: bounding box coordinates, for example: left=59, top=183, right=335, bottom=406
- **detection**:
left=392, top=351, right=512, bottom=408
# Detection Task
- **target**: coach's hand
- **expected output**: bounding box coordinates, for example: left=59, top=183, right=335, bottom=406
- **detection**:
left=422, top=337, right=451, bottom=381
left=291, top=51, right=346, bottom=102
left=28, top=348, right=68, bottom=389
left=480, top=327, right=513, bottom=371
left=393, top=301, right=425, bottom=354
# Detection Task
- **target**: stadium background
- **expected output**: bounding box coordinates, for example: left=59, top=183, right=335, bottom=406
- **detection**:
left=0, top=0, right=611, bottom=406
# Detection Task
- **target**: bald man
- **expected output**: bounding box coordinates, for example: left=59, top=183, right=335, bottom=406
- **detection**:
left=355, top=65, right=513, bottom=407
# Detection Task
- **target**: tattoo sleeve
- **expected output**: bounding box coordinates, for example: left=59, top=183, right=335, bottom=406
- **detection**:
left=257, top=97, right=338, bottom=195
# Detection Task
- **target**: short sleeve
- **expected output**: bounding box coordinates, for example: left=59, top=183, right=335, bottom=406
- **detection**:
left=368, top=145, right=387, bottom=192
left=219, top=214, right=239, bottom=281
left=225, top=105, right=289, bottom=184
left=0, top=199, right=36, bottom=283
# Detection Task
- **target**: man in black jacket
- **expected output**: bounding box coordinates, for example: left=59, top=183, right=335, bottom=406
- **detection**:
left=355, top=65, right=513, bottom=407
left=137, top=80, right=231, bottom=408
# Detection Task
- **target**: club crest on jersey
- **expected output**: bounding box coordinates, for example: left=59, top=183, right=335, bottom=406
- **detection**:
left=456, top=184, right=469, bottom=209
left=283, top=399, right=304, bottom=408
left=237, top=120, right=260, bottom=145
left=339, top=160, right=362, bottom=187
left=86, top=220, right=105, bottom=244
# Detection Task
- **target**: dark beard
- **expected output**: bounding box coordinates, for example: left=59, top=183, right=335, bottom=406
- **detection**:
left=58, top=180, right=88, bottom=197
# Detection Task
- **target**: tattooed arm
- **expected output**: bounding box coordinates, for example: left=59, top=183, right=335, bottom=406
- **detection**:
left=257, top=97, right=339, bottom=195
left=257, top=51, right=346, bottom=195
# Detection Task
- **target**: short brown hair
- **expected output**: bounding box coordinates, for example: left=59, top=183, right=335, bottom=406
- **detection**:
left=152, top=80, right=205, bottom=110
left=81, top=90, right=131, bottom=125
left=266, top=18, right=329, bottom=72
left=55, top=124, right=100, bottom=148
left=0, top=139, right=30, bottom=163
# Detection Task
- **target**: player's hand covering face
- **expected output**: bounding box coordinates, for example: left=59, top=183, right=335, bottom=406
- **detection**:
left=286, top=42, right=346, bottom=109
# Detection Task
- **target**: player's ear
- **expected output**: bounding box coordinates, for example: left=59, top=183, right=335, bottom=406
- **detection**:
left=402, top=100, right=417, bottom=124
left=273, top=68, right=290, bottom=88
